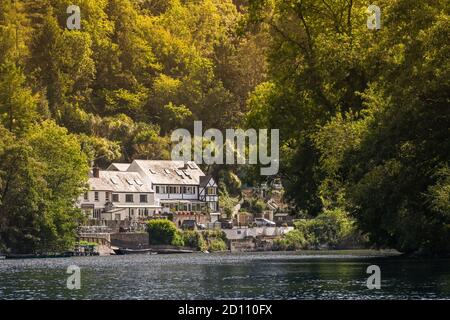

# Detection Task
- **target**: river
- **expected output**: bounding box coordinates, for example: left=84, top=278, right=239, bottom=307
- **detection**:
left=1, top=250, right=449, bottom=300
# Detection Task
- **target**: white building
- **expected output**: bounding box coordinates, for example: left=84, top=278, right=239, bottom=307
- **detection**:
left=123, top=160, right=219, bottom=214
left=80, top=160, right=221, bottom=223
left=77, top=168, right=161, bottom=221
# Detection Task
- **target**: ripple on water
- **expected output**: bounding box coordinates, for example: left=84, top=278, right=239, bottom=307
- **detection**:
left=1, top=251, right=450, bottom=299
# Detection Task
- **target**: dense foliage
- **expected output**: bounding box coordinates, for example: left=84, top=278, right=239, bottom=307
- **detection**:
left=0, top=121, right=89, bottom=253
left=0, top=0, right=448, bottom=254
left=274, top=209, right=357, bottom=250
left=0, top=0, right=264, bottom=252
left=245, top=0, right=450, bottom=254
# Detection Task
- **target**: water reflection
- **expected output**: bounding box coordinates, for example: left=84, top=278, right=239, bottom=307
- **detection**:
left=0, top=251, right=449, bottom=300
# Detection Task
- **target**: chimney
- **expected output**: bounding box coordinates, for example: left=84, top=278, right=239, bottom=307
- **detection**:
left=93, top=167, right=100, bottom=178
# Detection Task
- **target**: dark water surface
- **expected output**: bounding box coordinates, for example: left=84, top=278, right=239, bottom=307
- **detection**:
left=1, top=250, right=449, bottom=300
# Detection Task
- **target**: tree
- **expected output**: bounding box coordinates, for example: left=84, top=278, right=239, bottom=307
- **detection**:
left=0, top=125, right=47, bottom=253
left=147, top=219, right=180, bottom=245
left=0, top=121, right=89, bottom=253
left=313, top=0, right=450, bottom=253
left=244, top=0, right=371, bottom=214
left=0, top=63, right=39, bottom=133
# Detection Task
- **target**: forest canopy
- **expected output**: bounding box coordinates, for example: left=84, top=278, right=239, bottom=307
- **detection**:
left=0, top=0, right=449, bottom=254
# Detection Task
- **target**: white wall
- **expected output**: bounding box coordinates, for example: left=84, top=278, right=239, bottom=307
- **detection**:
left=223, top=227, right=294, bottom=240
left=79, top=190, right=155, bottom=207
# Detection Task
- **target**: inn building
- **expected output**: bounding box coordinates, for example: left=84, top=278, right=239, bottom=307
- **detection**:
left=78, top=160, right=219, bottom=224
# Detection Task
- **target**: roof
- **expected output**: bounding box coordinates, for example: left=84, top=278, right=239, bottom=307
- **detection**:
left=89, top=171, right=153, bottom=193
left=106, top=163, right=131, bottom=171
left=132, top=160, right=205, bottom=185
left=274, top=213, right=289, bottom=216
left=199, top=175, right=213, bottom=187
left=267, top=199, right=279, bottom=210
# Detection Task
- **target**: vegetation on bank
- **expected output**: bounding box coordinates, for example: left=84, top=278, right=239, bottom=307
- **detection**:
left=274, top=209, right=364, bottom=251
left=0, top=121, right=89, bottom=254
left=146, top=219, right=228, bottom=252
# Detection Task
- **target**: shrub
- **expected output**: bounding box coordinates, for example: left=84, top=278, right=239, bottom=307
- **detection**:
left=208, top=238, right=228, bottom=252
left=182, top=230, right=207, bottom=251
left=202, top=229, right=227, bottom=242
left=171, top=232, right=185, bottom=247
left=274, top=209, right=356, bottom=250
left=146, top=219, right=179, bottom=245
left=273, top=230, right=306, bottom=251
left=241, top=198, right=267, bottom=214
left=294, top=209, right=355, bottom=248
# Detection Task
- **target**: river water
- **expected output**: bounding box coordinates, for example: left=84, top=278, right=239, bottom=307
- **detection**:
left=1, top=250, right=449, bottom=300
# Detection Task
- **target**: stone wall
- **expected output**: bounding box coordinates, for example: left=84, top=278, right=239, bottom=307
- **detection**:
left=229, top=236, right=278, bottom=252
left=110, top=232, right=149, bottom=249
left=229, top=238, right=256, bottom=252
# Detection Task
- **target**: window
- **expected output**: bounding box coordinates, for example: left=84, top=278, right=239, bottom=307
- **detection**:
left=183, top=170, right=191, bottom=179
left=112, top=194, right=119, bottom=202
left=84, top=192, right=88, bottom=201
left=209, top=202, right=217, bottom=211
left=125, top=194, right=133, bottom=203
left=94, top=209, right=102, bottom=219
left=175, top=170, right=184, bottom=178
left=94, top=192, right=99, bottom=201
left=140, top=194, right=148, bottom=203
left=155, top=186, right=160, bottom=193
left=161, top=186, right=166, bottom=193
left=185, top=186, right=194, bottom=194
left=105, top=192, right=110, bottom=202
left=207, top=187, right=216, bottom=195
left=187, top=163, right=196, bottom=169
